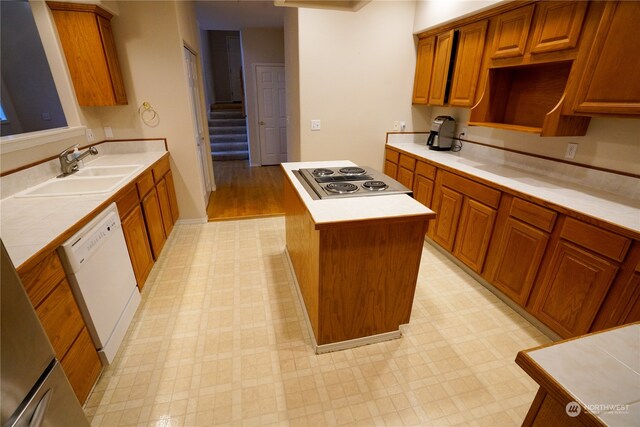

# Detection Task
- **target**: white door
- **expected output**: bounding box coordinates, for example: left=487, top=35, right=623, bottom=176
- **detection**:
left=183, top=47, right=212, bottom=203
left=256, top=65, right=287, bottom=165
left=226, top=36, right=243, bottom=102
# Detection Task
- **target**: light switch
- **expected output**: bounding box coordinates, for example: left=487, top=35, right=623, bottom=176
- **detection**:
left=311, top=120, right=321, bottom=131
left=85, top=128, right=95, bottom=142
left=565, top=142, right=578, bottom=159
left=104, top=126, right=114, bottom=138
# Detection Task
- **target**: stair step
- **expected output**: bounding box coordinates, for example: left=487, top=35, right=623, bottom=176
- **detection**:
left=210, top=126, right=246, bottom=135
left=209, top=118, right=246, bottom=127
left=209, top=111, right=245, bottom=120
left=210, top=134, right=247, bottom=143
left=211, top=103, right=243, bottom=111
left=212, top=151, right=249, bottom=161
left=210, top=142, right=248, bottom=152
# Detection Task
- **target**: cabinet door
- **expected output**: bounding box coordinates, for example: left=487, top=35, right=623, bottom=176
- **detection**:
left=489, top=5, right=534, bottom=59
left=60, top=327, right=102, bottom=404
left=156, top=178, right=174, bottom=237
left=487, top=218, right=549, bottom=305
left=413, top=175, right=434, bottom=208
left=397, top=167, right=414, bottom=189
left=428, top=30, right=455, bottom=106
left=96, top=15, right=127, bottom=104
left=412, top=36, right=436, bottom=104
left=573, top=1, right=640, bottom=115
left=453, top=198, right=497, bottom=273
left=449, top=20, right=488, bottom=107
left=432, top=187, right=463, bottom=251
left=384, top=161, right=398, bottom=180
left=122, top=205, right=154, bottom=289
left=142, top=188, right=166, bottom=259
left=165, top=171, right=180, bottom=223
left=529, top=1, right=588, bottom=54
left=530, top=241, right=619, bottom=338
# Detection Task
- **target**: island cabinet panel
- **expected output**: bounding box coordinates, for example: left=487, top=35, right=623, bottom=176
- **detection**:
left=412, top=36, right=436, bottom=104
left=489, top=5, right=534, bottom=59
left=528, top=1, right=588, bottom=54
left=284, top=178, right=320, bottom=338
left=449, top=20, right=488, bottom=107
left=453, top=198, right=497, bottom=272
left=572, top=0, right=640, bottom=116
left=428, top=30, right=456, bottom=106
left=317, top=220, right=426, bottom=345
left=483, top=195, right=556, bottom=305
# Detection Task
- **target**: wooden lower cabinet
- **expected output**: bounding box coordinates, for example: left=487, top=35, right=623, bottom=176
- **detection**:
left=485, top=217, right=549, bottom=305
left=156, top=178, right=174, bottom=237
left=397, top=166, right=414, bottom=189
left=413, top=174, right=435, bottom=208
left=165, top=171, right=180, bottom=223
left=60, top=327, right=103, bottom=404
left=384, top=161, right=398, bottom=179
left=453, top=198, right=496, bottom=272
left=122, top=204, right=154, bottom=289
left=18, top=251, right=102, bottom=404
left=431, top=186, right=463, bottom=251
left=142, top=188, right=167, bottom=259
left=529, top=240, right=619, bottom=338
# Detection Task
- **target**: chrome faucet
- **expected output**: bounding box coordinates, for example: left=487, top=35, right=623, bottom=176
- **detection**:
left=58, top=144, right=98, bottom=175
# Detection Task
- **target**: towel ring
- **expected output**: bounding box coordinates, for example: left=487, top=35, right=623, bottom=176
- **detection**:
left=138, top=101, right=159, bottom=127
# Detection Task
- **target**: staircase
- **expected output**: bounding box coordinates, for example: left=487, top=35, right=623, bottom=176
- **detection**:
left=209, top=104, right=249, bottom=161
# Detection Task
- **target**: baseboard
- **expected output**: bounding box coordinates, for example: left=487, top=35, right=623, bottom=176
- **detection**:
left=176, top=217, right=208, bottom=225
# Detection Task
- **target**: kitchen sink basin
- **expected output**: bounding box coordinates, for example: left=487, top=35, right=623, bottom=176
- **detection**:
left=74, top=165, right=143, bottom=177
left=15, top=176, right=129, bottom=198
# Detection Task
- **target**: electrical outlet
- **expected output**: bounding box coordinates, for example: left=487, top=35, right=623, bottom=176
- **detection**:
left=400, top=121, right=406, bottom=132
left=104, top=126, right=114, bottom=138
left=311, top=120, right=321, bottom=131
left=393, top=121, right=399, bottom=131
left=85, top=128, right=95, bottom=142
left=565, top=142, right=578, bottom=159
left=460, top=127, right=468, bottom=138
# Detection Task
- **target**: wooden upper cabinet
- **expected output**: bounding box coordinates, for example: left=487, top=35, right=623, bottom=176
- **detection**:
left=48, top=2, right=127, bottom=106
left=449, top=20, right=488, bottom=107
left=572, top=0, right=640, bottom=116
left=529, top=1, right=588, bottom=54
left=412, top=37, right=436, bottom=104
left=428, top=30, right=456, bottom=106
left=489, top=5, right=534, bottom=59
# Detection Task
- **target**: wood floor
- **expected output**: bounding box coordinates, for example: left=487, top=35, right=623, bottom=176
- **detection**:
left=207, top=160, right=285, bottom=221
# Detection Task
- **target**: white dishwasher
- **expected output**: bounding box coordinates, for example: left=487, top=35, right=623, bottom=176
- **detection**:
left=58, top=203, right=141, bottom=365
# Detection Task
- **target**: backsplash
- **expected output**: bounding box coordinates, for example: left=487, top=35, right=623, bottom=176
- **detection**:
left=1, top=139, right=166, bottom=199
left=387, top=133, right=640, bottom=202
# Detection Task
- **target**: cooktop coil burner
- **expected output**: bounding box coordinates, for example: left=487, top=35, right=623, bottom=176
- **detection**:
left=294, top=165, right=412, bottom=199
left=339, top=166, right=366, bottom=175
left=363, top=180, right=389, bottom=191
left=325, top=182, right=359, bottom=194
left=312, top=168, right=334, bottom=177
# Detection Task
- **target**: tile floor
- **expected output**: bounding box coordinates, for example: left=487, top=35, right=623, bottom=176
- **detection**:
left=85, top=217, right=550, bottom=426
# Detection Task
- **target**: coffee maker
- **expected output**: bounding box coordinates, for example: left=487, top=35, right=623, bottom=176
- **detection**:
left=426, top=116, right=456, bottom=151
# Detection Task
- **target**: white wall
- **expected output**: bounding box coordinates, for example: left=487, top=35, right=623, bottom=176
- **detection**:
left=240, top=28, right=285, bottom=165
left=413, top=0, right=503, bottom=33
left=95, top=1, right=208, bottom=220
left=284, top=8, right=301, bottom=162
left=296, top=0, right=429, bottom=170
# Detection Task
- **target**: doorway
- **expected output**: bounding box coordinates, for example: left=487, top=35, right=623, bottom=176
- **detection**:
left=255, top=64, right=287, bottom=165
left=183, top=46, right=212, bottom=205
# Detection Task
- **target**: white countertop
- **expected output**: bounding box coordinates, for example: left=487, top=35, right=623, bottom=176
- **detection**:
left=1, top=152, right=166, bottom=268
left=282, top=161, right=433, bottom=226
left=387, top=141, right=640, bottom=234
left=526, top=324, right=640, bottom=426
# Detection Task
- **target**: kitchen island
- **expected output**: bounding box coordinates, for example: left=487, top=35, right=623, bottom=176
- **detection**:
left=282, top=161, right=435, bottom=353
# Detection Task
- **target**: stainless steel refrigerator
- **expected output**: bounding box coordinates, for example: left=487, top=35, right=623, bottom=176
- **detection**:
left=1, top=241, right=89, bottom=427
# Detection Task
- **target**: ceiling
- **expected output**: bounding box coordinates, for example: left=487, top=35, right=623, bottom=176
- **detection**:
left=195, top=0, right=286, bottom=30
